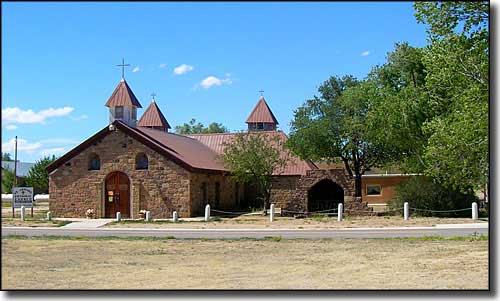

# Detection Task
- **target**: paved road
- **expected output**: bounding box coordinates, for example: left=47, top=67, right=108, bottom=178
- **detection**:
left=1, top=225, right=488, bottom=239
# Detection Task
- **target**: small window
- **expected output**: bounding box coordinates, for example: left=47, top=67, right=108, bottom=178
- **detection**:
left=201, top=182, right=208, bottom=205
left=88, top=154, right=100, bottom=170
left=131, top=107, right=137, bottom=120
left=366, top=185, right=381, bottom=196
left=215, top=182, right=220, bottom=208
left=115, top=106, right=124, bottom=119
left=135, top=153, right=148, bottom=170
left=257, top=123, right=264, bottom=130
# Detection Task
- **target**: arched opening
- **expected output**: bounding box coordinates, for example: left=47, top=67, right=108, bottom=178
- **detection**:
left=135, top=153, right=148, bottom=170
left=88, top=153, right=100, bottom=171
left=104, top=171, right=130, bottom=218
left=307, top=179, right=344, bottom=212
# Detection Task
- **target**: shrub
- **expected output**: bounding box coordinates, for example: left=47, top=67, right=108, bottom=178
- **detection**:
left=388, top=176, right=478, bottom=217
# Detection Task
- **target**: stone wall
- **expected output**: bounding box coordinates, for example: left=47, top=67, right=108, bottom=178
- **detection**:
left=49, top=127, right=192, bottom=219
left=189, top=173, right=240, bottom=216
left=269, top=176, right=300, bottom=208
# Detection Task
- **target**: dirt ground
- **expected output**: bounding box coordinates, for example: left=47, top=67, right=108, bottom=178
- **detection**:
left=2, top=236, right=488, bottom=290
left=105, top=215, right=487, bottom=229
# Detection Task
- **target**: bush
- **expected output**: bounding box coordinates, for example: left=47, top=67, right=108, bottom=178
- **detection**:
left=388, top=176, right=478, bottom=217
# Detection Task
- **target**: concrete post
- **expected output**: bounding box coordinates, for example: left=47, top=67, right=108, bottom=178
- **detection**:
left=46, top=211, right=52, bottom=221
left=337, top=203, right=343, bottom=222
left=404, top=202, right=409, bottom=221
left=205, top=204, right=210, bottom=222
left=472, top=202, right=478, bottom=220
left=116, top=212, right=121, bottom=222
left=145, top=211, right=151, bottom=222
left=20, top=206, right=26, bottom=221
left=173, top=211, right=178, bottom=223
left=270, top=204, right=275, bottom=222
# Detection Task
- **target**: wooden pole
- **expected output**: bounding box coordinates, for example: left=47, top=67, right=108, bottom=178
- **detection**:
left=12, top=135, right=18, bottom=218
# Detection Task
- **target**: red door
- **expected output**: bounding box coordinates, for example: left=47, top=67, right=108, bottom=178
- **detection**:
left=105, top=171, right=130, bottom=218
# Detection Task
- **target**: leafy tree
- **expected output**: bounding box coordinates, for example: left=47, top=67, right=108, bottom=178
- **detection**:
left=25, top=156, right=56, bottom=194
left=2, top=153, right=12, bottom=161
left=287, top=76, right=392, bottom=196
left=175, top=118, right=228, bottom=134
left=220, top=133, right=289, bottom=213
left=1, top=168, right=15, bottom=194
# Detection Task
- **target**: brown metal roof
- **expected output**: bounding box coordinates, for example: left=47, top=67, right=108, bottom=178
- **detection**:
left=137, top=100, right=171, bottom=129
left=104, top=79, right=142, bottom=108
left=188, top=131, right=316, bottom=175
left=245, top=96, right=279, bottom=124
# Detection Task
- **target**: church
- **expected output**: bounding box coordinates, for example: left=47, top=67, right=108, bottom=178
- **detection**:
left=46, top=76, right=393, bottom=219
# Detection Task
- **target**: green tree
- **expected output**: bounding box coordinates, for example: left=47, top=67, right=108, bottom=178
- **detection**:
left=175, top=118, right=228, bottom=134
left=287, top=76, right=392, bottom=196
left=2, top=153, right=12, bottom=161
left=1, top=168, right=15, bottom=194
left=25, top=156, right=56, bottom=194
left=220, top=133, right=289, bottom=213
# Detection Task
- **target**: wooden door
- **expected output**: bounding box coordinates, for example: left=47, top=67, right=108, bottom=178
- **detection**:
left=105, top=171, right=130, bottom=218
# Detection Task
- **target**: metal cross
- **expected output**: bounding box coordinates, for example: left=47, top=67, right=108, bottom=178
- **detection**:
left=258, top=89, right=264, bottom=96
left=151, top=92, right=157, bottom=100
left=116, top=58, right=130, bottom=79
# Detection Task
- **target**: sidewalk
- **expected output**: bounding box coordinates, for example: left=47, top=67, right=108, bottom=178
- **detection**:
left=59, top=218, right=114, bottom=229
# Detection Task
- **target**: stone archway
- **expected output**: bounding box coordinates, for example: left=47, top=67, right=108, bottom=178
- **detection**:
left=307, top=179, right=344, bottom=212
left=104, top=171, right=131, bottom=218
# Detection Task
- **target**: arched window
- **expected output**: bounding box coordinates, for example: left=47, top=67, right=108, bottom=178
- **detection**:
left=135, top=153, right=148, bottom=170
left=88, top=154, right=100, bottom=171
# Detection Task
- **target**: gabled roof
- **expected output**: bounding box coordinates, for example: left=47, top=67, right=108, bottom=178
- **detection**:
left=1, top=161, right=35, bottom=177
left=137, top=100, right=171, bottom=129
left=104, top=79, right=142, bottom=108
left=245, top=96, right=279, bottom=124
left=187, top=131, right=317, bottom=176
left=46, top=120, right=226, bottom=174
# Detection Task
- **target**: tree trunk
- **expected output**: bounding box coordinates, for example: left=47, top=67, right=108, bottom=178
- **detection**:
left=354, top=174, right=362, bottom=197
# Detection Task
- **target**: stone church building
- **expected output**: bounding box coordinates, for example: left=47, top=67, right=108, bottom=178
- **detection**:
left=47, top=78, right=388, bottom=219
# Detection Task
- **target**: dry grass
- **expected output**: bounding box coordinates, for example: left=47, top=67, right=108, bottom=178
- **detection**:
left=2, top=236, right=488, bottom=290
left=106, top=215, right=487, bottom=229
left=1, top=208, right=68, bottom=227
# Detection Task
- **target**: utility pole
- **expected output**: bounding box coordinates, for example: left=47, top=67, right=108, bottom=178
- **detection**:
left=12, top=135, right=17, bottom=217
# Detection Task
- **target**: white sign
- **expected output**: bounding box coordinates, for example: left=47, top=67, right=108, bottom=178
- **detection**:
left=12, top=187, right=33, bottom=208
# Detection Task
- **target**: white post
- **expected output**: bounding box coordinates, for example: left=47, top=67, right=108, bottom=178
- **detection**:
left=173, top=211, right=178, bottom=222
left=205, top=204, right=210, bottom=222
left=270, top=204, right=275, bottom=222
left=46, top=211, right=52, bottom=221
left=20, top=206, right=26, bottom=221
left=116, top=212, right=121, bottom=222
left=337, top=203, right=343, bottom=222
left=404, top=202, right=409, bottom=221
left=472, top=202, right=478, bottom=220
left=145, top=211, right=151, bottom=222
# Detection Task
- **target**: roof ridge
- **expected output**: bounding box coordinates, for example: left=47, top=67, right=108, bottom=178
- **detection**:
left=245, top=96, right=279, bottom=124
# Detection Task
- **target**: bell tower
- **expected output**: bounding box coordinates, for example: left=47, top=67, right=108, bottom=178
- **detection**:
left=245, top=96, right=279, bottom=131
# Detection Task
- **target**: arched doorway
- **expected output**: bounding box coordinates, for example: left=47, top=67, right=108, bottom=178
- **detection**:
left=104, top=171, right=130, bottom=218
left=307, top=179, right=344, bottom=212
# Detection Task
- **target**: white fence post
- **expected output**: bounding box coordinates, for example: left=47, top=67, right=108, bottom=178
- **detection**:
left=116, top=212, right=121, bottom=222
left=270, top=204, right=275, bottom=222
left=173, top=211, right=178, bottom=223
left=337, top=203, right=343, bottom=222
left=46, top=211, right=52, bottom=221
left=145, top=211, right=151, bottom=222
left=472, top=202, right=478, bottom=220
left=205, top=204, right=210, bottom=222
left=20, top=206, right=26, bottom=221
left=404, top=202, right=409, bottom=221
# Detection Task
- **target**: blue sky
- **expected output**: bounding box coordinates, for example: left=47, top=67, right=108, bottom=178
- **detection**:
left=1, top=2, right=429, bottom=163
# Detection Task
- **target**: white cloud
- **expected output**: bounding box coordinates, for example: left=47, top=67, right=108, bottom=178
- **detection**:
left=2, top=138, right=42, bottom=153
left=6, top=125, right=17, bottom=130
left=71, top=115, right=88, bottom=121
left=199, top=75, right=232, bottom=89
left=132, top=67, right=140, bottom=73
left=361, top=51, right=370, bottom=56
left=40, top=147, right=67, bottom=157
left=159, top=63, right=167, bottom=68
left=173, top=64, right=194, bottom=75
left=2, top=107, right=74, bottom=124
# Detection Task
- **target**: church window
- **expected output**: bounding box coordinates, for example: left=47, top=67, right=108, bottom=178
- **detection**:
left=88, top=154, right=101, bottom=171
left=135, top=153, right=148, bottom=170
left=115, top=106, right=124, bottom=119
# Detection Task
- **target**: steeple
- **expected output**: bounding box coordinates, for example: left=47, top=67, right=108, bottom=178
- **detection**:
left=137, top=99, right=171, bottom=132
left=246, top=96, right=279, bottom=131
left=105, top=79, right=142, bottom=127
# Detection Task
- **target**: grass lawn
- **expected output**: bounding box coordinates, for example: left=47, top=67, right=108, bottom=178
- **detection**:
left=1, top=235, right=488, bottom=289
left=105, top=215, right=487, bottom=229
left=1, top=208, right=70, bottom=227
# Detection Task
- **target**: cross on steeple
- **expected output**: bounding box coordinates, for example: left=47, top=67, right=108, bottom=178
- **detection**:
left=258, top=89, right=264, bottom=96
left=151, top=92, right=157, bottom=101
left=116, top=58, right=130, bottom=79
